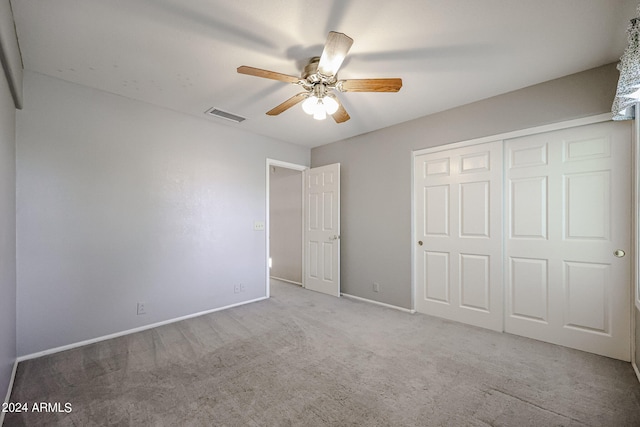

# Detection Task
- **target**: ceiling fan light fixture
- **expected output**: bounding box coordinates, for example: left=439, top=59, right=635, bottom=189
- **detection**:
left=302, top=95, right=319, bottom=115
left=237, top=31, right=402, bottom=123
left=313, top=104, right=327, bottom=120
left=302, top=93, right=338, bottom=120
left=323, top=95, right=339, bottom=115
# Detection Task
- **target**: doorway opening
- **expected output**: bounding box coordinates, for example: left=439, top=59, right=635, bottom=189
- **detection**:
left=265, top=159, right=306, bottom=298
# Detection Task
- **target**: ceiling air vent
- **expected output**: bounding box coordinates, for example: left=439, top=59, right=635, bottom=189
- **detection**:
left=205, top=107, right=246, bottom=123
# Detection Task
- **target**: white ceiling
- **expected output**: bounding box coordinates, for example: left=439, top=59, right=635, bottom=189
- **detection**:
left=10, top=0, right=638, bottom=148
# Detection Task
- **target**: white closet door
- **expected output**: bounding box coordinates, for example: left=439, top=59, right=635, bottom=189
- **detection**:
left=505, top=121, right=631, bottom=361
left=414, top=141, right=503, bottom=331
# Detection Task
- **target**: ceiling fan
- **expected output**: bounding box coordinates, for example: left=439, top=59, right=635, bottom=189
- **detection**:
left=237, top=31, right=402, bottom=123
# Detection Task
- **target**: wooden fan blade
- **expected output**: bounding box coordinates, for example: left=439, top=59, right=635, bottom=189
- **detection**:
left=339, top=78, right=403, bottom=92
left=332, top=100, right=350, bottom=123
left=237, top=66, right=300, bottom=83
left=318, top=32, right=354, bottom=77
left=266, top=93, right=308, bottom=116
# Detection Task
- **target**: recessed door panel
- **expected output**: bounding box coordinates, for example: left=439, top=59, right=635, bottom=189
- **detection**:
left=460, top=181, right=489, bottom=237
left=459, top=254, right=489, bottom=311
left=424, top=251, right=449, bottom=303
left=564, top=136, right=610, bottom=161
left=308, top=242, right=319, bottom=279
left=308, top=172, right=319, bottom=187
left=565, top=172, right=610, bottom=240
left=460, top=152, right=490, bottom=173
left=323, top=191, right=334, bottom=230
left=508, top=257, right=548, bottom=322
left=510, top=177, right=547, bottom=239
left=509, top=143, right=548, bottom=169
left=425, top=185, right=449, bottom=236
left=424, top=158, right=450, bottom=177
left=323, top=242, right=334, bottom=281
left=308, top=194, right=319, bottom=230
left=564, top=261, right=609, bottom=334
left=323, top=170, right=335, bottom=185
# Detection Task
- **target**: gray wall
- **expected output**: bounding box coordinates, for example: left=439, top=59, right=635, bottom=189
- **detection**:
left=0, top=42, right=17, bottom=400
left=311, top=63, right=620, bottom=310
left=269, top=167, right=302, bottom=283
left=0, top=0, right=22, bottom=109
left=16, top=71, right=310, bottom=356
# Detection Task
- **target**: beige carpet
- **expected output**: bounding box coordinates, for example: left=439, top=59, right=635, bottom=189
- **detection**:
left=5, top=280, right=640, bottom=426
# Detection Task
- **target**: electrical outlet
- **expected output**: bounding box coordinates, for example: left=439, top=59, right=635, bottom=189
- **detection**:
left=234, top=284, right=241, bottom=294
left=137, top=302, right=146, bottom=315
left=373, top=282, right=380, bottom=293
left=240, top=283, right=246, bottom=292
left=254, top=221, right=265, bottom=231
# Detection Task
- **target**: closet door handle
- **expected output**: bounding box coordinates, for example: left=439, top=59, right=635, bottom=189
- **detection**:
left=614, top=249, right=626, bottom=258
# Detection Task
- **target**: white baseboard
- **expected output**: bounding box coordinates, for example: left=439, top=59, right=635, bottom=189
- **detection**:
left=0, top=359, right=19, bottom=426
left=17, top=296, right=268, bottom=363
left=341, top=293, right=415, bottom=314
left=633, top=360, right=640, bottom=385
left=270, top=276, right=302, bottom=286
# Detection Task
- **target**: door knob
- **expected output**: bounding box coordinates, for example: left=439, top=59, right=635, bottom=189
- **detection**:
left=614, top=249, right=626, bottom=258
left=329, top=235, right=340, bottom=241
left=418, top=241, right=423, bottom=246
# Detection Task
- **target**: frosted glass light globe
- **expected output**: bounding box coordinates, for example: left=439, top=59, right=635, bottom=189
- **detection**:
left=313, top=104, right=327, bottom=120
left=323, top=96, right=339, bottom=115
left=302, top=96, right=318, bottom=115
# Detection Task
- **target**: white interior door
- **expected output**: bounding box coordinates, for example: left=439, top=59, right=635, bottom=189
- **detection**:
left=505, top=121, right=631, bottom=361
left=304, top=163, right=340, bottom=297
left=414, top=141, right=503, bottom=331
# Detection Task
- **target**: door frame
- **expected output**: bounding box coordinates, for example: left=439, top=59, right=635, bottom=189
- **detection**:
left=633, top=105, right=640, bottom=381
left=265, top=159, right=307, bottom=298
left=411, top=112, right=636, bottom=361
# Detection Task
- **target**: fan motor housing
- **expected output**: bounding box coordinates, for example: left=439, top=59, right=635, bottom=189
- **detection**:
left=302, top=56, right=337, bottom=86
left=302, top=57, right=320, bottom=80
